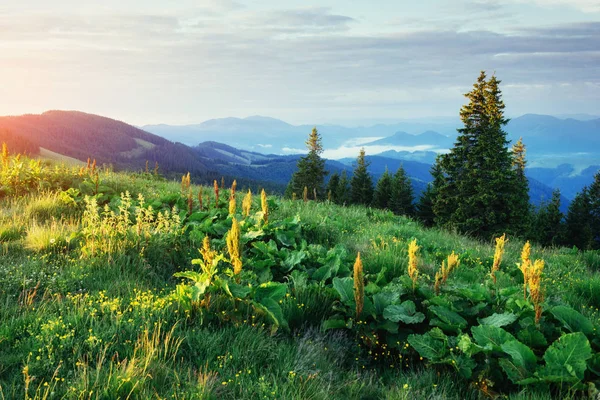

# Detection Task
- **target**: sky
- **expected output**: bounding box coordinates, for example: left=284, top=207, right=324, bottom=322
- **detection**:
left=0, top=0, right=599, bottom=126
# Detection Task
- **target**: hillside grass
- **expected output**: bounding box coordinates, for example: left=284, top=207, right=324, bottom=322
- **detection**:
left=1, top=162, right=599, bottom=399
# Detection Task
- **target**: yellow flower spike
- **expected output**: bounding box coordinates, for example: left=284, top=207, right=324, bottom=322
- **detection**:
left=261, top=189, right=269, bottom=223
left=490, top=234, right=507, bottom=284
left=408, top=239, right=420, bottom=290
left=242, top=189, right=252, bottom=217
left=226, top=218, right=242, bottom=275
left=229, top=197, right=236, bottom=216
left=353, top=252, right=365, bottom=319
left=518, top=241, right=532, bottom=299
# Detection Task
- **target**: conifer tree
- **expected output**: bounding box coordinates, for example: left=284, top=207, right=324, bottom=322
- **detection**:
left=533, top=189, right=563, bottom=247
left=433, top=71, right=518, bottom=238
left=373, top=168, right=393, bottom=209
left=564, top=187, right=593, bottom=250
left=327, top=172, right=340, bottom=203
left=286, top=127, right=327, bottom=199
left=350, top=148, right=374, bottom=205
left=390, top=165, right=415, bottom=216
left=416, top=184, right=436, bottom=226
left=510, top=137, right=531, bottom=236
left=336, top=170, right=351, bottom=205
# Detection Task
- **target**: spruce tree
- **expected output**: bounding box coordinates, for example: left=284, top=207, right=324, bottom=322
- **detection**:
left=533, top=189, right=563, bottom=247
left=373, top=168, right=393, bottom=209
left=327, top=172, right=340, bottom=203
left=390, top=165, right=415, bottom=216
left=510, top=137, right=531, bottom=236
left=564, top=187, right=593, bottom=250
left=350, top=148, right=374, bottom=205
left=590, top=172, right=600, bottom=249
left=416, top=184, right=436, bottom=227
left=433, top=71, right=518, bottom=239
left=336, top=170, right=351, bottom=205
left=286, top=127, right=327, bottom=200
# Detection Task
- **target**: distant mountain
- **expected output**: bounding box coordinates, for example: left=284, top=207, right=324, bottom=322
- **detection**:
left=505, top=114, right=600, bottom=155
left=0, top=111, right=213, bottom=177
left=526, top=164, right=600, bottom=200
left=142, top=117, right=461, bottom=154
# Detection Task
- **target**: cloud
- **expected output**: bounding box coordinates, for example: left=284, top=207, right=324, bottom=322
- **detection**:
left=0, top=3, right=599, bottom=122
left=322, top=144, right=442, bottom=160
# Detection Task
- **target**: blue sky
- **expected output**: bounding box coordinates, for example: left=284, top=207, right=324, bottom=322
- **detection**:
left=0, top=0, right=598, bottom=125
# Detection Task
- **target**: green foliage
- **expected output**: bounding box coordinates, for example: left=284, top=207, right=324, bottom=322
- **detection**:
left=533, top=189, right=564, bottom=247
left=286, top=127, right=327, bottom=200
left=350, top=148, right=374, bottom=206
left=373, top=168, right=393, bottom=209
left=564, top=172, right=600, bottom=250
left=432, top=72, right=525, bottom=239
left=390, top=165, right=415, bottom=216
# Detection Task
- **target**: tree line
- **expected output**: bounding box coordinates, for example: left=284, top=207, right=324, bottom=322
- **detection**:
left=286, top=71, right=600, bottom=250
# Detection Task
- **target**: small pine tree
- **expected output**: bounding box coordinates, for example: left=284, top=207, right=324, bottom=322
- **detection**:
left=390, top=165, right=414, bottom=216
left=336, top=170, right=351, bottom=205
left=510, top=137, right=531, bottom=236
left=564, top=187, right=593, bottom=250
left=373, top=168, right=393, bottom=209
left=327, top=172, right=340, bottom=203
left=287, top=127, right=328, bottom=200
left=533, top=189, right=564, bottom=247
left=350, top=148, right=373, bottom=206
left=416, top=183, right=436, bottom=227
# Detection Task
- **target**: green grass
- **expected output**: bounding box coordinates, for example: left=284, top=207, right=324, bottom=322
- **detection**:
left=1, top=162, right=599, bottom=399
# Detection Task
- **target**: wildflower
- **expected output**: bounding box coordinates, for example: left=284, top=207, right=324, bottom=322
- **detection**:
left=227, top=218, right=242, bottom=275
left=490, top=234, right=507, bottom=284
left=408, top=239, right=420, bottom=290
left=353, top=252, right=364, bottom=318
left=303, top=186, right=308, bottom=203
left=242, top=190, right=252, bottom=217
left=518, top=241, right=532, bottom=299
left=529, top=259, right=545, bottom=323
left=229, top=197, right=236, bottom=216
left=261, top=189, right=269, bottom=223
left=214, top=180, right=219, bottom=207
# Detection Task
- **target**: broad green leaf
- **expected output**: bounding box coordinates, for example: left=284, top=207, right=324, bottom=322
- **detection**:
left=311, top=264, right=333, bottom=282
left=479, top=313, right=518, bottom=328
left=242, top=229, right=264, bottom=241
left=275, top=231, right=296, bottom=247
left=228, top=283, right=251, bottom=299
left=322, top=318, right=347, bottom=331
left=373, top=291, right=398, bottom=315
left=384, top=301, right=425, bottom=324
left=174, top=271, right=203, bottom=283
left=471, top=325, right=515, bottom=352
left=538, top=332, right=592, bottom=383
left=499, top=340, right=537, bottom=383
left=407, top=328, right=448, bottom=361
left=450, top=354, right=477, bottom=379
left=253, top=298, right=288, bottom=333
left=281, top=250, right=306, bottom=272
left=254, top=282, right=287, bottom=302
left=550, top=305, right=594, bottom=336
left=587, top=353, right=600, bottom=377
left=429, top=306, right=467, bottom=330
left=332, top=277, right=355, bottom=306
left=458, top=334, right=484, bottom=357
left=517, top=326, right=548, bottom=348
left=191, top=281, right=209, bottom=302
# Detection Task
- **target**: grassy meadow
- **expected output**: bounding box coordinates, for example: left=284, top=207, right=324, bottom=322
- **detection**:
left=1, top=153, right=600, bottom=399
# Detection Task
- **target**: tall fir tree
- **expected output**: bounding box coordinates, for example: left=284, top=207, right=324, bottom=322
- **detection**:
left=433, top=71, right=519, bottom=239
left=286, top=127, right=328, bottom=200
left=336, top=170, right=351, bottom=205
left=416, top=184, right=436, bottom=226
left=390, top=165, right=415, bottom=216
left=350, top=148, right=374, bottom=205
left=327, top=172, right=340, bottom=203
left=564, top=187, right=593, bottom=250
left=373, top=168, right=393, bottom=209
left=510, top=137, right=531, bottom=236
left=533, top=189, right=564, bottom=247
